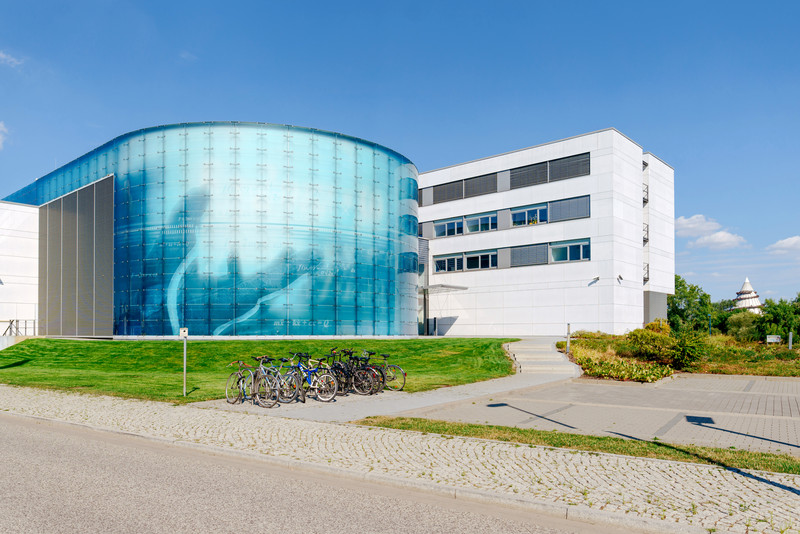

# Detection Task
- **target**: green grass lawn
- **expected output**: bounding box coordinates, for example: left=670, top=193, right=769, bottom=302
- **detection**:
left=0, top=338, right=515, bottom=403
left=355, top=417, right=800, bottom=474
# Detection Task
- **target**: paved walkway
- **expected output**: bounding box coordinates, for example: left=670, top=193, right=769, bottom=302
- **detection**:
left=2, top=383, right=799, bottom=534
left=193, top=337, right=581, bottom=423
left=401, top=374, right=800, bottom=455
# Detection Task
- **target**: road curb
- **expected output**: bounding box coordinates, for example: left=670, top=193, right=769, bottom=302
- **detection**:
left=4, top=409, right=721, bottom=534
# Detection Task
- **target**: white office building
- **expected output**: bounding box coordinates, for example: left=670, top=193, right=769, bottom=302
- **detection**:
left=0, top=200, right=39, bottom=334
left=417, top=128, right=674, bottom=336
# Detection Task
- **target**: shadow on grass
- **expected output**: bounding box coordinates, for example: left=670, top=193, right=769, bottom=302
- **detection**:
left=0, top=359, right=31, bottom=369
left=608, top=431, right=800, bottom=496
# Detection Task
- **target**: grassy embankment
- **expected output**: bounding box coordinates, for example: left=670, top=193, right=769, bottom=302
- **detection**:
left=356, top=416, right=800, bottom=474
left=558, top=332, right=800, bottom=382
left=0, top=338, right=515, bottom=403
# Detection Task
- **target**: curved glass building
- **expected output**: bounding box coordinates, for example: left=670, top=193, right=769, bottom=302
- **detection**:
left=5, top=122, right=419, bottom=336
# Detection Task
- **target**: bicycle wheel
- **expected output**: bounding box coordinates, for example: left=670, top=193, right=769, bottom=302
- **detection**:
left=277, top=372, right=300, bottom=403
left=225, top=372, right=243, bottom=404
left=314, top=371, right=338, bottom=402
left=255, top=375, right=278, bottom=408
left=352, top=369, right=374, bottom=395
left=368, top=367, right=384, bottom=394
left=385, top=365, right=406, bottom=391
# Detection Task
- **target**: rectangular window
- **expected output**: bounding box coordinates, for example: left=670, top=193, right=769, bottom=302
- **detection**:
left=434, top=255, right=463, bottom=273
left=464, top=250, right=498, bottom=271
left=434, top=218, right=463, bottom=238
left=550, top=239, right=590, bottom=263
left=511, top=204, right=547, bottom=226
left=464, top=212, right=497, bottom=234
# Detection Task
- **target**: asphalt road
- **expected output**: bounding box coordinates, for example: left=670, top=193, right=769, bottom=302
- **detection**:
left=0, top=413, right=630, bottom=534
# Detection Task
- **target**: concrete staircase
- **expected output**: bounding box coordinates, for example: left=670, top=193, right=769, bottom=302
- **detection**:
left=505, top=337, right=582, bottom=376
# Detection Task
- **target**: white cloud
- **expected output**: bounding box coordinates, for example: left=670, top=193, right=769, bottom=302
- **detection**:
left=179, top=51, right=198, bottom=62
left=689, top=231, right=747, bottom=250
left=675, top=214, right=722, bottom=237
left=766, top=236, right=800, bottom=255
left=0, top=50, right=23, bottom=67
left=0, top=122, right=7, bottom=150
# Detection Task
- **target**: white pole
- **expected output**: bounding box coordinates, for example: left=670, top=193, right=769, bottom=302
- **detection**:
left=183, top=337, right=187, bottom=397
left=566, top=323, right=571, bottom=354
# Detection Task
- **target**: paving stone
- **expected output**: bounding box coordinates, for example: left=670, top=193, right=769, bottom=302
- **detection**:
left=1, top=383, right=799, bottom=534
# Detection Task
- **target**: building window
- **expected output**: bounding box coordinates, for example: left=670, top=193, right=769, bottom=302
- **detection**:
left=511, top=204, right=548, bottom=226
left=550, top=240, right=591, bottom=263
left=465, top=213, right=497, bottom=233
left=434, top=255, right=463, bottom=273
left=465, top=250, right=498, bottom=270
left=434, top=218, right=463, bottom=237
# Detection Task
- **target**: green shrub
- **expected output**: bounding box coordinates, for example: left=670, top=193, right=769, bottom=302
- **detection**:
left=627, top=328, right=676, bottom=364
left=727, top=312, right=759, bottom=342
left=672, top=330, right=706, bottom=370
left=573, top=350, right=673, bottom=383
left=644, top=318, right=671, bottom=335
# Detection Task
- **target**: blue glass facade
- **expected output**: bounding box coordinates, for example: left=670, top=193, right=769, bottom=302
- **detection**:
left=6, top=122, right=419, bottom=336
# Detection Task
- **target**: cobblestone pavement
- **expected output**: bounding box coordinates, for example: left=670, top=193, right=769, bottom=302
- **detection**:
left=402, top=375, right=800, bottom=455
left=2, top=384, right=798, bottom=533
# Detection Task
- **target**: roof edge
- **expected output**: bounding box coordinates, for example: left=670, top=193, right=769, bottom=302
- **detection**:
left=420, top=128, right=646, bottom=174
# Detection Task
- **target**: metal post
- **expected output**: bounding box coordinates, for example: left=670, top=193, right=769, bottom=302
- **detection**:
left=566, top=323, right=571, bottom=354
left=790, top=331, right=793, bottom=351
left=183, top=337, right=187, bottom=397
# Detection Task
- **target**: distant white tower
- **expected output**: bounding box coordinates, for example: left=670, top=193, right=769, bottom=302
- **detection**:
left=734, top=278, right=763, bottom=315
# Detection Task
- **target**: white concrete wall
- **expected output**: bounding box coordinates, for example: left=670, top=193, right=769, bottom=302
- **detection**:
left=420, top=129, right=673, bottom=336
left=643, top=153, right=675, bottom=296
left=0, top=201, right=39, bottom=332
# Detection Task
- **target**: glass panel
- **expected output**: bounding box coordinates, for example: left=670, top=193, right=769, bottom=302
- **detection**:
left=512, top=211, right=526, bottom=226
left=435, top=224, right=446, bottom=237
left=466, top=217, right=479, bottom=233
left=456, top=257, right=463, bottom=271
left=527, top=210, right=538, bottom=224
left=490, top=216, right=497, bottom=230
left=539, top=207, right=548, bottom=223
left=446, top=257, right=455, bottom=271
left=456, top=221, right=463, bottom=234
left=552, top=246, right=567, bottom=262
left=490, top=254, right=497, bottom=268
left=568, top=244, right=582, bottom=261
left=582, top=243, right=591, bottom=260
left=480, top=255, right=490, bottom=269
left=466, top=256, right=479, bottom=270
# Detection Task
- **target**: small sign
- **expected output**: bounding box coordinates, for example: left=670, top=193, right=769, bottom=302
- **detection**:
left=179, top=327, right=188, bottom=339
left=766, top=335, right=781, bottom=344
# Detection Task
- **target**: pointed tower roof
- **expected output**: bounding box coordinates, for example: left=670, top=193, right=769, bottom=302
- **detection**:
left=734, top=277, right=763, bottom=314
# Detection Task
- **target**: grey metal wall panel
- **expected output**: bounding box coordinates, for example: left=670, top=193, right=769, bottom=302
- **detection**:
left=497, top=247, right=511, bottom=269
left=549, top=195, right=590, bottom=222
left=77, top=186, right=95, bottom=335
left=548, top=153, right=590, bottom=182
left=421, top=221, right=434, bottom=239
left=463, top=174, right=497, bottom=198
left=61, top=193, right=78, bottom=336
left=46, top=200, right=62, bottom=335
left=510, top=244, right=548, bottom=267
left=644, top=291, right=668, bottom=324
left=94, top=177, right=114, bottom=335
left=38, top=207, right=48, bottom=335
left=510, top=162, right=547, bottom=189
left=497, top=209, right=512, bottom=230
left=421, top=187, right=433, bottom=207
left=433, top=181, right=463, bottom=204
left=496, top=170, right=510, bottom=192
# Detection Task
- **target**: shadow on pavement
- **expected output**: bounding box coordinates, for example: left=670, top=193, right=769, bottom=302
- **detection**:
left=608, top=431, right=800, bottom=497
left=487, top=402, right=576, bottom=429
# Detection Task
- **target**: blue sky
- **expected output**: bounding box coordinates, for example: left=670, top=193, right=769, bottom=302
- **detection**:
left=1, top=1, right=798, bottom=302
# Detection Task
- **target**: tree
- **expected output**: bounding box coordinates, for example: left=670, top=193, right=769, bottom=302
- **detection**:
left=668, top=275, right=712, bottom=334
left=757, top=298, right=800, bottom=342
